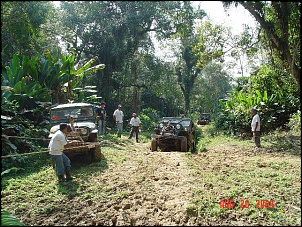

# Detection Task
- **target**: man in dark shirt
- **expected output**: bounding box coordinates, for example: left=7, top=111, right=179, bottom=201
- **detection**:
left=95, top=102, right=107, bottom=135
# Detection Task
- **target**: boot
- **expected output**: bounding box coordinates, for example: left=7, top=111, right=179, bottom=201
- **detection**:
left=65, top=168, right=75, bottom=181
left=58, top=175, right=67, bottom=185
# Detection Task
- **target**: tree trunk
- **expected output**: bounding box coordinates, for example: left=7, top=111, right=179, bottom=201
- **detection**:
left=131, top=61, right=138, bottom=113
left=240, top=2, right=300, bottom=87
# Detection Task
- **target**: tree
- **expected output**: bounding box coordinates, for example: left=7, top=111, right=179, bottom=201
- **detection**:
left=175, top=19, right=231, bottom=113
left=192, top=62, right=232, bottom=114
left=223, top=1, right=301, bottom=86
left=168, top=2, right=206, bottom=114
left=1, top=1, right=59, bottom=66
left=58, top=1, right=185, bottom=108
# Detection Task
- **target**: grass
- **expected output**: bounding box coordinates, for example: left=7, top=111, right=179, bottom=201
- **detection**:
left=185, top=125, right=301, bottom=225
left=1, top=128, right=301, bottom=226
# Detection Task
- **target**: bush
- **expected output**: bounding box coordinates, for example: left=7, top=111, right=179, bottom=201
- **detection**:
left=287, top=110, right=301, bottom=132
left=140, top=108, right=161, bottom=131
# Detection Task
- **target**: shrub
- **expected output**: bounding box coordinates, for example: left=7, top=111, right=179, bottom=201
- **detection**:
left=287, top=110, right=301, bottom=132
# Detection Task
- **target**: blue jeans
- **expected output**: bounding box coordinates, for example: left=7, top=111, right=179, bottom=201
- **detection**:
left=117, top=122, right=123, bottom=137
left=98, top=120, right=105, bottom=135
left=50, top=153, right=71, bottom=176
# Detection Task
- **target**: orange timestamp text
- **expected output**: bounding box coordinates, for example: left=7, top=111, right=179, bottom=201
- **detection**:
left=220, top=199, right=274, bottom=209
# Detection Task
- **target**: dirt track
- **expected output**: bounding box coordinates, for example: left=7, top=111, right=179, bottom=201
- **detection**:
left=66, top=142, right=196, bottom=226
left=19, top=137, right=200, bottom=226
left=3, top=133, right=301, bottom=226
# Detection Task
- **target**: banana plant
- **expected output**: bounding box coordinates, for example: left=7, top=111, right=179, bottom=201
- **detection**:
left=1, top=49, right=105, bottom=105
left=1, top=210, right=25, bottom=226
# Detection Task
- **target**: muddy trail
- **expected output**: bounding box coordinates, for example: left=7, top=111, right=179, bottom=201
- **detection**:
left=2, top=132, right=301, bottom=226
left=38, top=139, right=199, bottom=226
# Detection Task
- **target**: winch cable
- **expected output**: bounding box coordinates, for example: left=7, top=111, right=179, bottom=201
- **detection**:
left=1, top=135, right=98, bottom=158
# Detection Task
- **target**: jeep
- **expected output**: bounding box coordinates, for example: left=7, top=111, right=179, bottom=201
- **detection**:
left=49, top=102, right=101, bottom=161
left=197, top=113, right=211, bottom=125
left=151, top=117, right=196, bottom=152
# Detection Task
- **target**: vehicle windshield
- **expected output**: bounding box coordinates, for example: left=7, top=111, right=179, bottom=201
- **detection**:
left=179, top=119, right=191, bottom=127
left=200, top=114, right=210, bottom=119
left=162, top=118, right=191, bottom=127
left=51, top=107, right=94, bottom=121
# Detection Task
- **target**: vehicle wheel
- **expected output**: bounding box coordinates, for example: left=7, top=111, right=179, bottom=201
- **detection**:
left=151, top=139, right=157, bottom=152
left=90, top=145, right=102, bottom=161
left=180, top=137, right=188, bottom=152
left=191, top=140, right=196, bottom=153
left=88, top=133, right=98, bottom=142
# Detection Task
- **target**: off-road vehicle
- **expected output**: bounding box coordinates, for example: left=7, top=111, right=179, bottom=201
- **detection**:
left=151, top=117, right=196, bottom=152
left=49, top=102, right=101, bottom=161
left=197, top=113, right=211, bottom=125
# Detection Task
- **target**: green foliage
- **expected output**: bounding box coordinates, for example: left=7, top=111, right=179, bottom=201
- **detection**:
left=140, top=108, right=161, bottom=130
left=217, top=64, right=300, bottom=135
left=1, top=210, right=25, bottom=226
left=1, top=98, right=50, bottom=172
left=287, top=110, right=301, bottom=132
left=1, top=1, right=56, bottom=66
left=1, top=54, right=51, bottom=108
left=192, top=62, right=232, bottom=113
left=2, top=49, right=105, bottom=106
left=202, top=123, right=219, bottom=138
left=237, top=1, right=300, bottom=85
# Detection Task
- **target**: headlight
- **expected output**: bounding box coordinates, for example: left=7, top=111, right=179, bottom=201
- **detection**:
left=80, top=128, right=88, bottom=136
left=176, top=124, right=181, bottom=129
left=159, top=123, right=164, bottom=128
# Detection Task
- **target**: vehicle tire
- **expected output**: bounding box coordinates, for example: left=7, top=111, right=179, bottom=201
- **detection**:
left=151, top=139, right=157, bottom=152
left=180, top=137, right=188, bottom=152
left=191, top=140, right=196, bottom=153
left=90, top=145, right=102, bottom=161
left=88, top=133, right=98, bottom=142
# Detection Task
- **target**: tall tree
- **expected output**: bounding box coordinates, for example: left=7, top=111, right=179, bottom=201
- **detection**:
left=174, top=18, right=231, bottom=113
left=170, top=2, right=206, bottom=114
left=223, top=1, right=300, bottom=86
left=1, top=1, right=59, bottom=66
left=192, top=62, right=232, bottom=114
left=58, top=1, right=184, bottom=108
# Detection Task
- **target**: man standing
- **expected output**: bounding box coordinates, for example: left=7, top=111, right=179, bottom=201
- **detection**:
left=113, top=104, right=124, bottom=138
left=48, top=123, right=75, bottom=185
left=95, top=102, right=107, bottom=135
left=251, top=108, right=261, bottom=148
left=128, top=113, right=142, bottom=142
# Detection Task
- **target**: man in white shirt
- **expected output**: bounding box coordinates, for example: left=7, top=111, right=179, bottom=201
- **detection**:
left=113, top=104, right=124, bottom=138
left=48, top=123, right=74, bottom=184
left=251, top=108, right=261, bottom=148
left=128, top=113, right=142, bottom=142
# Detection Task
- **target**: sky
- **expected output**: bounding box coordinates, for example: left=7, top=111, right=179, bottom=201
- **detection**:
left=195, top=1, right=257, bottom=34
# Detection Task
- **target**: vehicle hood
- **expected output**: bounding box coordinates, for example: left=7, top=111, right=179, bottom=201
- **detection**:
left=49, top=122, right=96, bottom=137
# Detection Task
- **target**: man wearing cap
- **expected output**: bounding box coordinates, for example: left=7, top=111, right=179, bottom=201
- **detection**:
left=48, top=123, right=75, bottom=185
left=251, top=108, right=261, bottom=148
left=113, top=104, right=124, bottom=138
left=95, top=102, right=107, bottom=135
left=128, top=113, right=142, bottom=142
